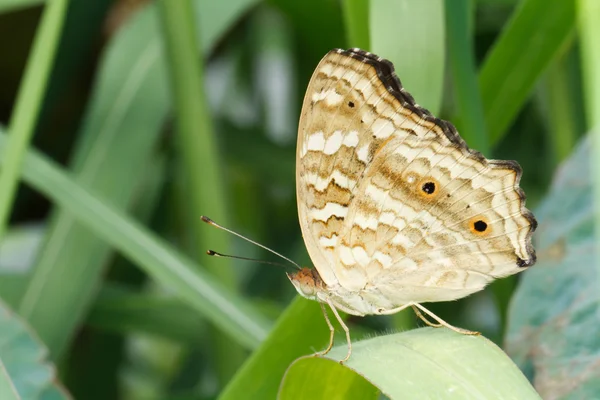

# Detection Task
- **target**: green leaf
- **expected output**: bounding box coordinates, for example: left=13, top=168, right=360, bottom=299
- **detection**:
left=479, top=0, right=575, bottom=144
left=506, top=137, right=600, bottom=399
left=0, top=299, right=69, bottom=399
left=281, top=328, right=540, bottom=399
left=370, top=0, right=445, bottom=115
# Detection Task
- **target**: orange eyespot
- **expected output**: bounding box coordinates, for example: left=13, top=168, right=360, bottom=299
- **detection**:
left=417, top=177, right=440, bottom=199
left=469, top=217, right=491, bottom=235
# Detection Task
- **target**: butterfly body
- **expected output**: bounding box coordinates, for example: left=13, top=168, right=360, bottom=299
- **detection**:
left=289, top=48, right=536, bottom=360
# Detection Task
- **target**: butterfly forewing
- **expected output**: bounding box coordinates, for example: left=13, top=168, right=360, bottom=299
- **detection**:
left=296, top=48, right=536, bottom=306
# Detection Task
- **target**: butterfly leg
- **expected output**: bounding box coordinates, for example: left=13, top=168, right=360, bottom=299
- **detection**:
left=412, top=303, right=480, bottom=335
left=314, top=302, right=335, bottom=357
left=411, top=305, right=442, bottom=328
left=326, top=299, right=352, bottom=364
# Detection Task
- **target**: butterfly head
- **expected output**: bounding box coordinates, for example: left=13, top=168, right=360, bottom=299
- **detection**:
left=287, top=267, right=324, bottom=300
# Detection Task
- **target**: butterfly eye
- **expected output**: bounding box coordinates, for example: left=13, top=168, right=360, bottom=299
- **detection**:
left=348, top=101, right=355, bottom=108
left=469, top=218, right=490, bottom=235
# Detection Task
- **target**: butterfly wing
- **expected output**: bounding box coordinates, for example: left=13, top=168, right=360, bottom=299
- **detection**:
left=296, top=48, right=536, bottom=305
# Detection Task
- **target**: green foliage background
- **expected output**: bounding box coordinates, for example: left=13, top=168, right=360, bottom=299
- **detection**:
left=0, top=0, right=598, bottom=398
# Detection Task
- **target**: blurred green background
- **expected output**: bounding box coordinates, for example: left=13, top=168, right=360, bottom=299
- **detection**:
left=0, top=0, right=597, bottom=399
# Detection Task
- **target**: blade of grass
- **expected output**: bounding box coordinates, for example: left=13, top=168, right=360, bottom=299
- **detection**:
left=158, top=0, right=244, bottom=383
left=537, top=52, right=580, bottom=164
left=341, top=0, right=369, bottom=49
left=0, top=128, right=272, bottom=350
left=0, top=0, right=68, bottom=241
left=577, top=0, right=600, bottom=279
left=479, top=0, right=575, bottom=145
left=445, top=0, right=489, bottom=154
left=370, top=0, right=445, bottom=115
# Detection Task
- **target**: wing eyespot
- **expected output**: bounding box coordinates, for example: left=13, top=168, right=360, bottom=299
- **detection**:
left=422, top=181, right=435, bottom=194
left=469, top=217, right=491, bottom=236
left=416, top=177, right=440, bottom=199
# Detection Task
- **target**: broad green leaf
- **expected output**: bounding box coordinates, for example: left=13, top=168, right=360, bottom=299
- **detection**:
left=17, top=0, right=259, bottom=360
left=506, top=137, right=600, bottom=399
left=0, top=299, right=69, bottom=399
left=479, top=0, right=575, bottom=144
left=281, top=328, right=540, bottom=399
left=371, top=0, right=445, bottom=115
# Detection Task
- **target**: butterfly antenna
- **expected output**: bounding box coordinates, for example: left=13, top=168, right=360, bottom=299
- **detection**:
left=201, top=216, right=302, bottom=270
left=207, top=250, right=293, bottom=270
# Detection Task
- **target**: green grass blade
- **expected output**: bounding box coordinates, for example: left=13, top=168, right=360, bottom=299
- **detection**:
left=281, top=329, right=541, bottom=399
left=0, top=128, right=272, bottom=351
left=158, top=0, right=244, bottom=383
left=479, top=0, right=575, bottom=145
left=341, top=0, right=369, bottom=49
left=445, top=0, right=489, bottom=154
left=0, top=0, right=68, bottom=241
left=537, top=52, right=580, bottom=164
left=370, top=0, right=445, bottom=115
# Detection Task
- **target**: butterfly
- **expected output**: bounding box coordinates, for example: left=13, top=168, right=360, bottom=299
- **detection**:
left=287, top=48, right=536, bottom=362
left=203, top=48, right=536, bottom=363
